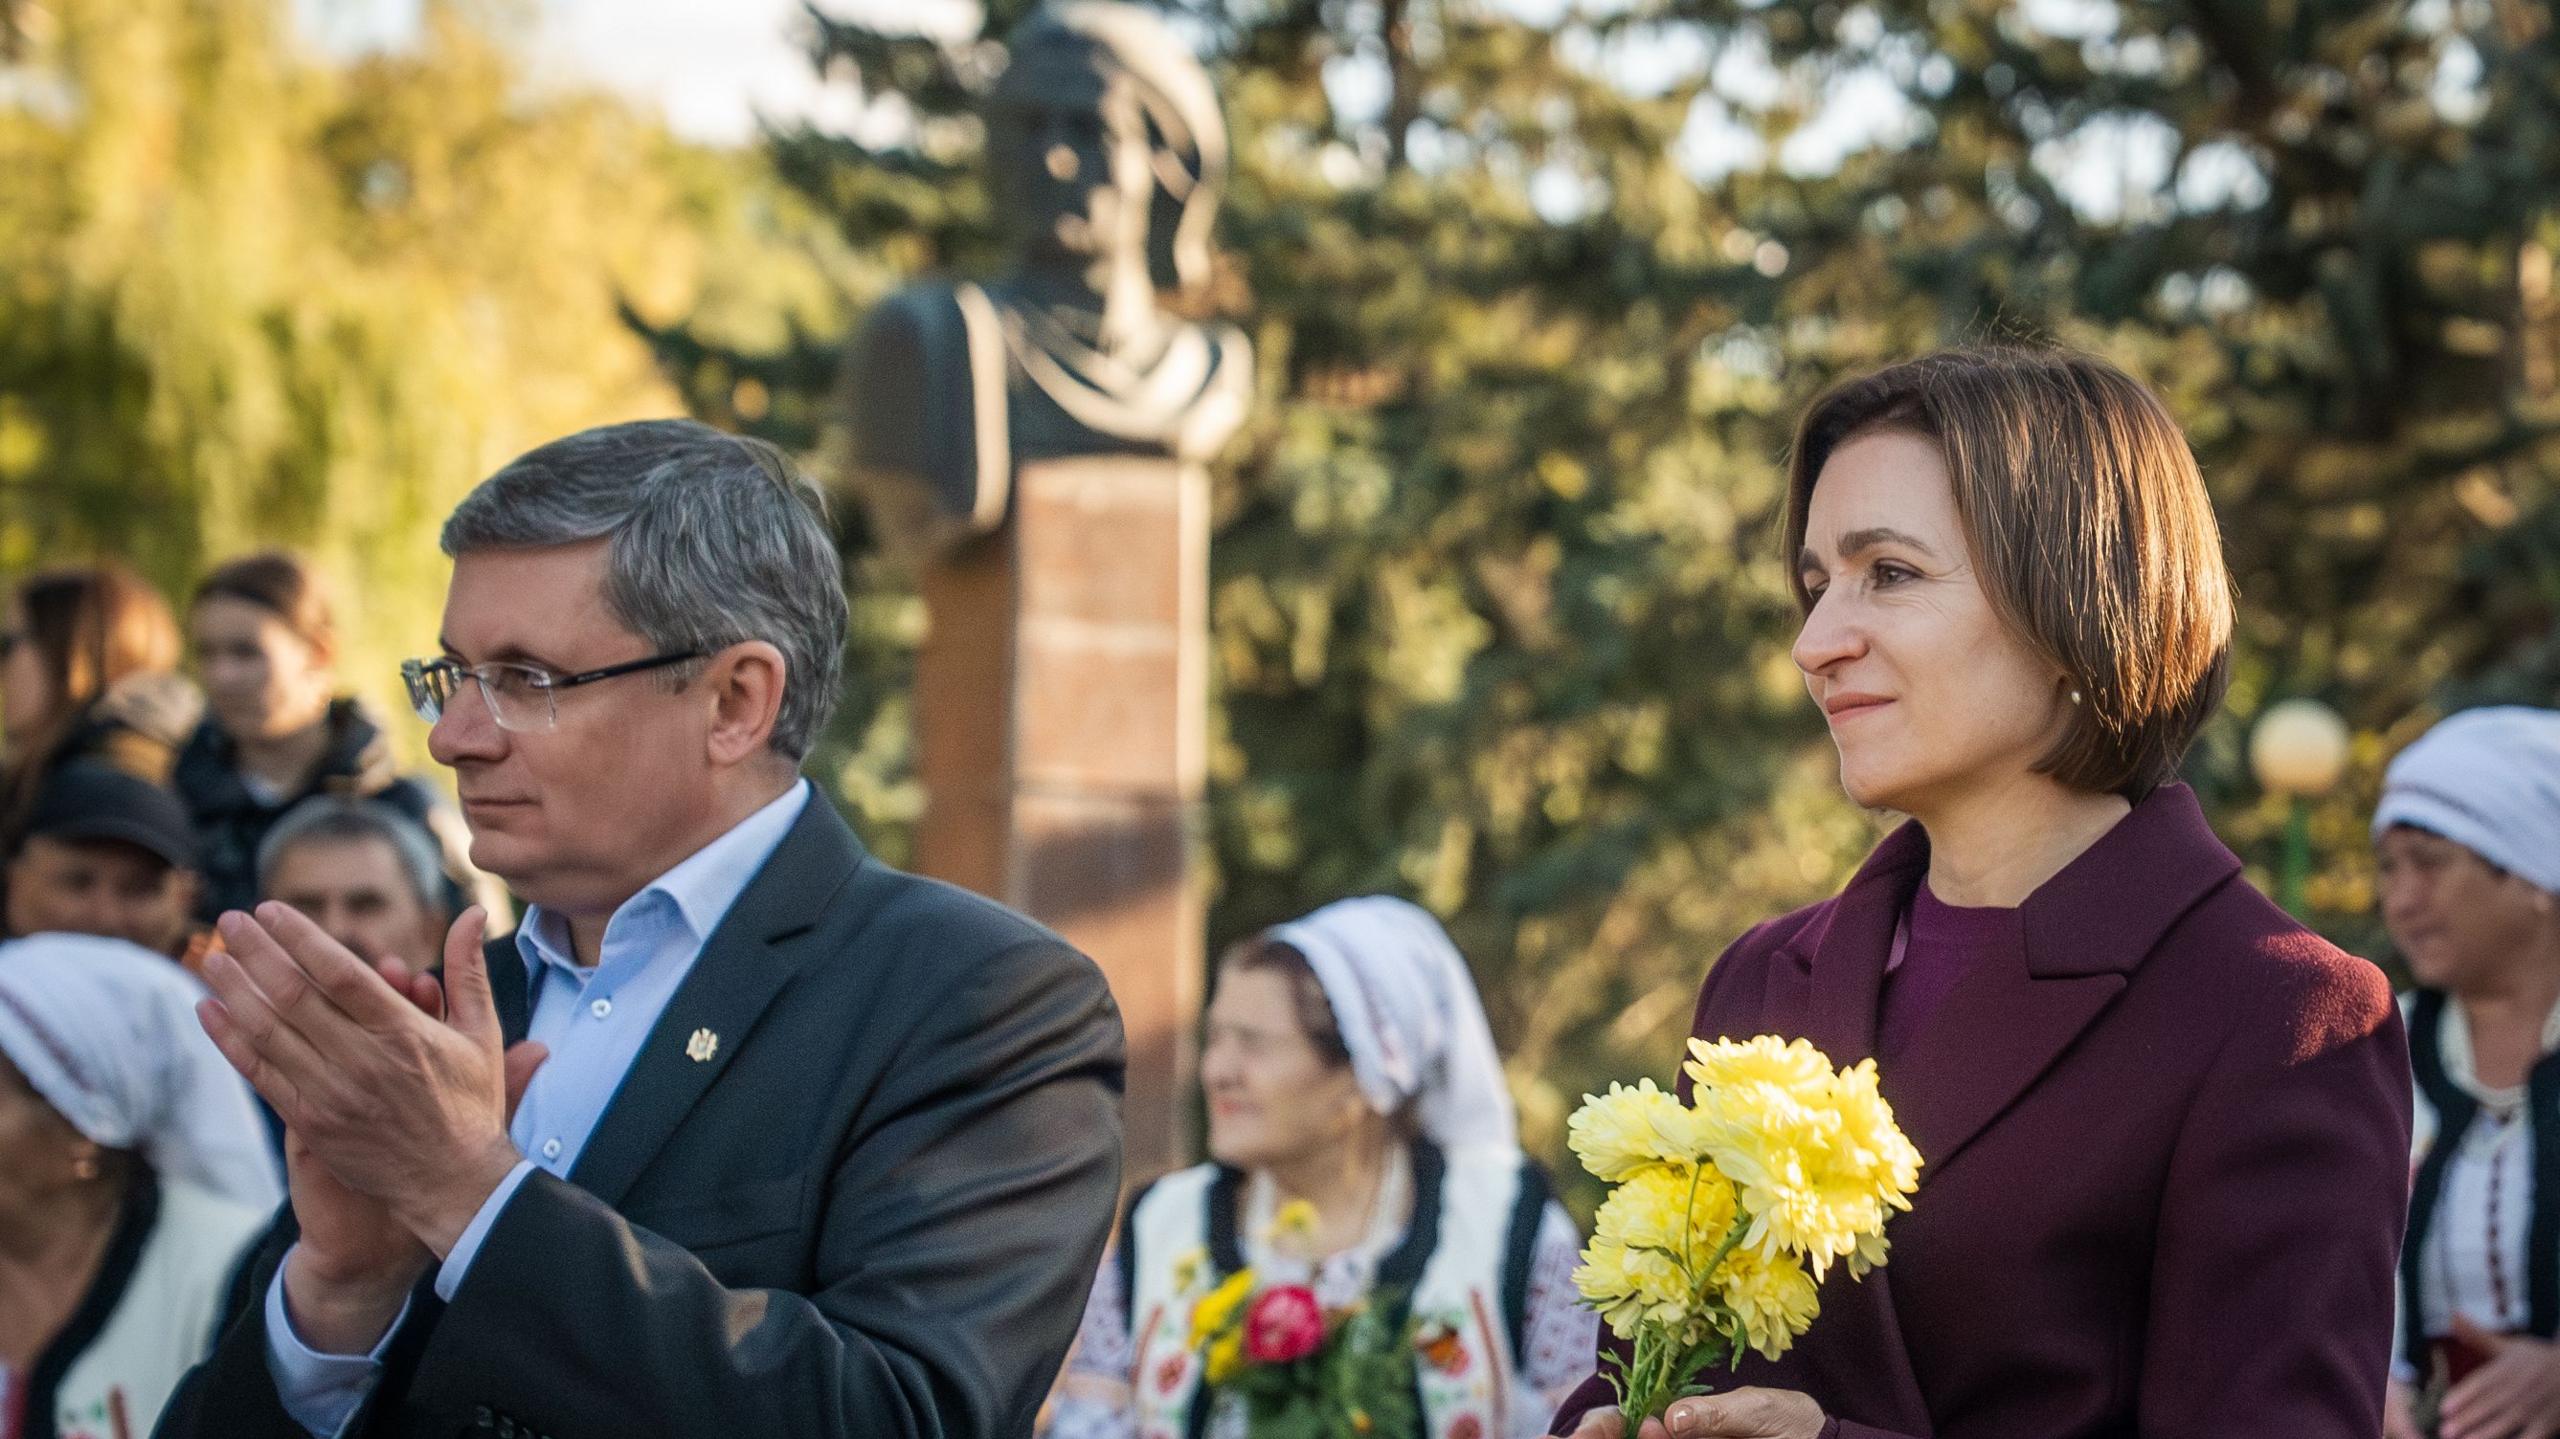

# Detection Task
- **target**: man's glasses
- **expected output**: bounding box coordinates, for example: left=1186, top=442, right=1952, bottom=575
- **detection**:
left=400, top=651, right=704, bottom=734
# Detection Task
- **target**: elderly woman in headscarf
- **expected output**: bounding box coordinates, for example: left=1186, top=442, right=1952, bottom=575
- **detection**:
left=0, top=934, right=280, bottom=1439
left=1043, top=896, right=1596, bottom=1439
left=2375, top=707, right=2560, bottom=1439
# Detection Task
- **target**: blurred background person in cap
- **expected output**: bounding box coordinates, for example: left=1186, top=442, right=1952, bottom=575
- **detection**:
left=0, top=934, right=280, bottom=1439
left=4, top=762, right=203, bottom=961
left=0, top=565, right=200, bottom=848
left=255, top=797, right=451, bottom=972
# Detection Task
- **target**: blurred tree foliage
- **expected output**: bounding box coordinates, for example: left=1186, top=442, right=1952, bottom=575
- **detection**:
left=0, top=0, right=853, bottom=742
left=1699, top=0, right=2560, bottom=966
left=648, top=0, right=2560, bottom=1189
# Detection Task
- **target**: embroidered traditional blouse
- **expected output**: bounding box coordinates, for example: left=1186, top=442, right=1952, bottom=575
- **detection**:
left=1043, top=1154, right=1594, bottom=1439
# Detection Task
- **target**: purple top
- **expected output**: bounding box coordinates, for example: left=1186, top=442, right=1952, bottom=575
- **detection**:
left=1877, top=883, right=2015, bottom=1061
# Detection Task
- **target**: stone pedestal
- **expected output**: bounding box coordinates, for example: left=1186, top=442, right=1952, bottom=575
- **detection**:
left=913, top=455, right=1206, bottom=1185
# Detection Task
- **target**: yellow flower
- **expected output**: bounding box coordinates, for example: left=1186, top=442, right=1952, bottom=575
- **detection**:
left=1171, top=1246, right=1208, bottom=1296
left=1205, top=1327, right=1245, bottom=1385
left=1272, top=1198, right=1320, bottom=1239
left=1685, top=1041, right=1921, bottom=1278
left=1573, top=1163, right=1742, bottom=1343
left=1712, top=1245, right=1821, bottom=1361
left=1189, top=1268, right=1256, bottom=1349
left=1599, top=1161, right=1737, bottom=1254
left=1266, top=1198, right=1321, bottom=1262
left=1822, top=1060, right=1922, bottom=1275
left=1568, top=1078, right=1711, bottom=1182
left=1575, top=1235, right=1697, bottom=1342
left=1684, top=1035, right=1832, bottom=1103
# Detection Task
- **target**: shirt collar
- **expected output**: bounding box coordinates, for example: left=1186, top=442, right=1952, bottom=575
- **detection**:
left=2433, top=991, right=2560, bottom=1108
left=515, top=779, right=813, bottom=981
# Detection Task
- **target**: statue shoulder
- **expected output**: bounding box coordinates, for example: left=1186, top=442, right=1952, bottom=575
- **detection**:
left=1203, top=319, right=1253, bottom=386
left=850, top=282, right=977, bottom=371
left=844, top=280, right=1012, bottom=557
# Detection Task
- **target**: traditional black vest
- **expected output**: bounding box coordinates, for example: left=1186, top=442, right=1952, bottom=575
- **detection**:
left=1115, top=1140, right=1555, bottom=1439
left=2402, top=988, right=2560, bottom=1368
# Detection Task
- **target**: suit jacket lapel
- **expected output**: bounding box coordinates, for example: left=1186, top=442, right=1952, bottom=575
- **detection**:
left=566, top=799, right=870, bottom=1209
left=488, top=937, right=531, bottom=1047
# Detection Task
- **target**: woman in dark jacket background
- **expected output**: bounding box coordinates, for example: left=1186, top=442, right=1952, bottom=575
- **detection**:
left=174, top=550, right=495, bottom=922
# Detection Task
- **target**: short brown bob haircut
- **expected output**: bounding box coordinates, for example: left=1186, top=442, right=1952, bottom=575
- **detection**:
left=1782, top=347, right=2235, bottom=799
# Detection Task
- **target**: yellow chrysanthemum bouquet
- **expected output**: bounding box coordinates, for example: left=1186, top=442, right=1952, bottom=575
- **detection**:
left=1568, top=1036, right=1922, bottom=1426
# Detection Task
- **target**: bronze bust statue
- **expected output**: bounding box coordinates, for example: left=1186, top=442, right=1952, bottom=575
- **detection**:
left=846, top=1, right=1252, bottom=556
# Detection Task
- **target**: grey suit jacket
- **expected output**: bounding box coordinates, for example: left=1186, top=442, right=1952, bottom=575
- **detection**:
left=156, top=797, right=1127, bottom=1439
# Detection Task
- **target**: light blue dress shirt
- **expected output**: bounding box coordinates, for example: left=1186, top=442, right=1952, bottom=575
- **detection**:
left=263, top=780, right=813, bottom=1437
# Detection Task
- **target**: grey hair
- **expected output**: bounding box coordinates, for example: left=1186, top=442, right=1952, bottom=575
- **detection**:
left=440, top=419, right=849, bottom=760
left=257, top=797, right=448, bottom=915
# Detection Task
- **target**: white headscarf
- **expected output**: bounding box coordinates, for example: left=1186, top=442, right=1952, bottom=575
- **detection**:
left=1267, top=896, right=1519, bottom=1154
left=0, top=933, right=283, bottom=1209
left=2373, top=705, right=2560, bottom=897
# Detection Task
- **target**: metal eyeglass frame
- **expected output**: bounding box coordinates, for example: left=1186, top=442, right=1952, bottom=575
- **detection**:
left=400, top=650, right=705, bottom=733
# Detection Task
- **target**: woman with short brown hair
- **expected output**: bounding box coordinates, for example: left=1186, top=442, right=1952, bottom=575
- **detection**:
left=1780, top=348, right=2234, bottom=798
left=1552, top=347, right=2409, bottom=1439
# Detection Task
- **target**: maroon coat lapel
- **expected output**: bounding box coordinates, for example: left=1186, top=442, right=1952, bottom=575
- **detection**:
left=1893, top=786, right=2241, bottom=1170
left=1880, top=918, right=2122, bottom=1173
left=1796, top=822, right=1926, bottom=1065
left=1765, top=785, right=2244, bottom=1180
left=1711, top=827, right=1938, bottom=1433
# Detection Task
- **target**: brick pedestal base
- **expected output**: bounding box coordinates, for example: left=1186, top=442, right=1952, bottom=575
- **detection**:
left=913, top=455, right=1205, bottom=1186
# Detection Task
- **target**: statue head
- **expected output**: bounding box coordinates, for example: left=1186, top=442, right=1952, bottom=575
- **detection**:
left=987, top=2, right=1226, bottom=299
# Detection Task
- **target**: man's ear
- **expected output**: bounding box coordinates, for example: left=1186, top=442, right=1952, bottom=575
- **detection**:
left=702, top=641, right=789, bottom=769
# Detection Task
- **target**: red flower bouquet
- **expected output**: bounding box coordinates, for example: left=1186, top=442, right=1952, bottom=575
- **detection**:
left=1187, top=1269, right=1417, bottom=1439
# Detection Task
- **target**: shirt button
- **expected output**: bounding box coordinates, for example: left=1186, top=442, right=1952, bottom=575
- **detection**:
left=590, top=997, right=612, bottom=1019
left=541, top=1138, right=562, bottom=1161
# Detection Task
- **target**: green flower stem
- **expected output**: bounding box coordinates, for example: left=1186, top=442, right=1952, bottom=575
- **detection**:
left=1611, top=1208, right=1753, bottom=1423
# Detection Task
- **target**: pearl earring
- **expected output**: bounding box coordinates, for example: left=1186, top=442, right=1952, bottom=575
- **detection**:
left=2069, top=688, right=2084, bottom=706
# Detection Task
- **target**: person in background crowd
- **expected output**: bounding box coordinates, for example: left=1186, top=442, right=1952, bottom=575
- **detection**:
left=1046, top=896, right=1596, bottom=1439
left=4, top=762, right=202, bottom=960
left=257, top=797, right=450, bottom=971
left=0, top=935, right=280, bottom=1439
left=2374, top=707, right=2560, bottom=1439
left=176, top=550, right=496, bottom=924
left=0, top=564, right=200, bottom=846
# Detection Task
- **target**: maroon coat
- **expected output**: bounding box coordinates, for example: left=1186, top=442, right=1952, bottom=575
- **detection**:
left=1552, top=784, right=2411, bottom=1439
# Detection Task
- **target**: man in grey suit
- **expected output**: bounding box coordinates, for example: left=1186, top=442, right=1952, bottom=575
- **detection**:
left=165, top=420, right=1126, bottom=1438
